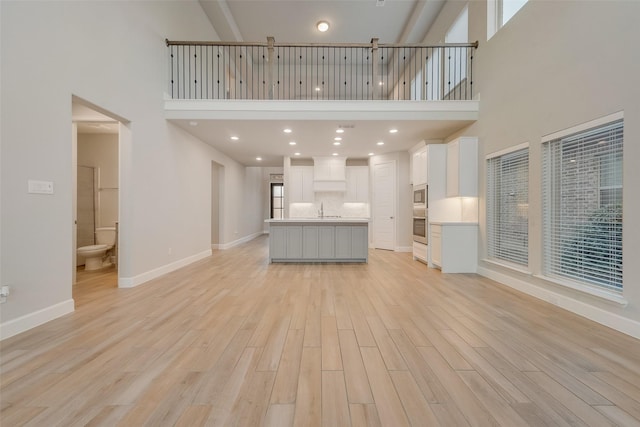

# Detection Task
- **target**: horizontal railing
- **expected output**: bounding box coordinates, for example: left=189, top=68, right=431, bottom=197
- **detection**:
left=166, top=38, right=478, bottom=101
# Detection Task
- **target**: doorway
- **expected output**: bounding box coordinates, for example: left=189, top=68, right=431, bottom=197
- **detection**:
left=372, top=160, right=396, bottom=250
left=72, top=96, right=128, bottom=300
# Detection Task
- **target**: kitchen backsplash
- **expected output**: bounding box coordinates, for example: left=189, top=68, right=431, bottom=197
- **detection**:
left=290, top=192, right=370, bottom=218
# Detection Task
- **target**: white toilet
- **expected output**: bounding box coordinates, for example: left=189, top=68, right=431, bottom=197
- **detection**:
left=77, top=227, right=116, bottom=271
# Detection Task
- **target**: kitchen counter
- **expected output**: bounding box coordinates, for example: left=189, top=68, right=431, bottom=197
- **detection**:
left=265, top=217, right=370, bottom=224
left=265, top=218, right=369, bottom=263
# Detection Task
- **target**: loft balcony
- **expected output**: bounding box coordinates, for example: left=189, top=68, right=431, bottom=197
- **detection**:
left=164, top=38, right=479, bottom=166
left=165, top=38, right=478, bottom=102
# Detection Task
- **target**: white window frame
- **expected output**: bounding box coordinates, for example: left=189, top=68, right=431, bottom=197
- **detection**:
left=486, top=142, right=530, bottom=270
left=488, top=0, right=529, bottom=40
left=540, top=112, right=624, bottom=303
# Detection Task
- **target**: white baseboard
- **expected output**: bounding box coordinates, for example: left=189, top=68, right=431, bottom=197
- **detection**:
left=0, top=299, right=75, bottom=341
left=217, top=232, right=264, bottom=250
left=118, top=249, right=212, bottom=288
left=477, top=266, right=640, bottom=340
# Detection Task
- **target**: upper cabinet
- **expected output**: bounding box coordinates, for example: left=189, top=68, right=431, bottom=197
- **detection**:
left=313, top=156, right=347, bottom=192
left=412, top=146, right=428, bottom=186
left=345, top=166, right=369, bottom=202
left=290, top=166, right=314, bottom=202
left=446, top=137, right=478, bottom=197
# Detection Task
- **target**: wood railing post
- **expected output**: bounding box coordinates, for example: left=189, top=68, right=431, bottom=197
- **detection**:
left=267, top=36, right=275, bottom=99
left=371, top=38, right=379, bottom=100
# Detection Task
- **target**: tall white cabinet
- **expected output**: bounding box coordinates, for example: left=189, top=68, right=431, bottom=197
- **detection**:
left=446, top=137, right=478, bottom=197
left=411, top=145, right=428, bottom=185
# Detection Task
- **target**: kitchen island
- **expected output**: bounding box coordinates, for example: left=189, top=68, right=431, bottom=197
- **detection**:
left=265, top=218, right=369, bottom=263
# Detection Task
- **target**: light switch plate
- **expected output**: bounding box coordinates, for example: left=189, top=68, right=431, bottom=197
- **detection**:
left=28, top=180, right=54, bottom=194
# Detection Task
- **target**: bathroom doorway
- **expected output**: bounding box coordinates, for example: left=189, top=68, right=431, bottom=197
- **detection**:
left=72, top=96, right=128, bottom=302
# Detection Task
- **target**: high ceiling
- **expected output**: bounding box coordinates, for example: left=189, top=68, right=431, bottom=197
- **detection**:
left=198, top=0, right=446, bottom=44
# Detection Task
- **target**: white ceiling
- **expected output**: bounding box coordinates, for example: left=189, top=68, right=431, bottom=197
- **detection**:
left=199, top=0, right=446, bottom=44
left=170, top=116, right=472, bottom=166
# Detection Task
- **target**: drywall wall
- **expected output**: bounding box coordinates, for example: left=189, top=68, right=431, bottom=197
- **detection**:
left=427, top=0, right=640, bottom=334
left=0, top=1, right=264, bottom=337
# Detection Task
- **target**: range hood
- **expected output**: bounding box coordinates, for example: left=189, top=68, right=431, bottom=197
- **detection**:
left=313, top=156, right=346, bottom=192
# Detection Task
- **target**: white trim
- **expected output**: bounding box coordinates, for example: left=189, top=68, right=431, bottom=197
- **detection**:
left=0, top=299, right=75, bottom=341
left=118, top=249, right=212, bottom=288
left=482, top=258, right=532, bottom=276
left=478, top=266, right=640, bottom=340
left=218, top=231, right=264, bottom=250
left=533, top=274, right=626, bottom=306
left=542, top=111, right=624, bottom=143
left=485, top=142, right=529, bottom=160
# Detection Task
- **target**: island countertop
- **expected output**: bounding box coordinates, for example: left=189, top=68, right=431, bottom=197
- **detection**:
left=265, top=217, right=370, bottom=224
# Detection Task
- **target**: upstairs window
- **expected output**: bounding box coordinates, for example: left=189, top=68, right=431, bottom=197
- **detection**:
left=488, top=0, right=528, bottom=40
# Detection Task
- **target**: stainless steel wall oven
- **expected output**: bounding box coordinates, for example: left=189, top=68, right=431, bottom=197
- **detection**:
left=413, top=184, right=428, bottom=244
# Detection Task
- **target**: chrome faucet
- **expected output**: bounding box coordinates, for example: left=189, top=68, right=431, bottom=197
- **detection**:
left=318, top=202, right=324, bottom=218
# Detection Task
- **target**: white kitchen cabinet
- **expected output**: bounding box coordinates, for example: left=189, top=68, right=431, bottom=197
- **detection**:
left=429, top=222, right=477, bottom=273
left=412, top=146, right=428, bottom=185
left=345, top=166, right=369, bottom=202
left=446, top=137, right=477, bottom=197
left=313, top=157, right=346, bottom=181
left=290, top=166, right=314, bottom=202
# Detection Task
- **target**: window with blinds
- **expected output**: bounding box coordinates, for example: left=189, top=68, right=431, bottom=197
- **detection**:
left=542, top=119, right=623, bottom=294
left=487, top=145, right=529, bottom=266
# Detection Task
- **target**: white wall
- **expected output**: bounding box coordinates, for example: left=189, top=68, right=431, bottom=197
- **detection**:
left=0, top=1, right=264, bottom=338
left=77, top=133, right=119, bottom=228
left=428, top=0, right=640, bottom=335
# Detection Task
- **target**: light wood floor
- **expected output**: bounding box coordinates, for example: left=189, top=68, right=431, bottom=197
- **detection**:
left=2, top=235, right=640, bottom=426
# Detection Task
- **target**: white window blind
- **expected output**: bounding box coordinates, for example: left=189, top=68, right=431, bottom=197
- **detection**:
left=487, top=146, right=529, bottom=266
left=542, top=119, right=623, bottom=293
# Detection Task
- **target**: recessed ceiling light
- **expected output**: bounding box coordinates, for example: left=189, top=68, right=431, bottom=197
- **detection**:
left=334, top=137, right=342, bottom=141
left=294, top=152, right=301, bottom=156
left=332, top=152, right=339, bottom=156
left=230, top=136, right=239, bottom=141
left=333, top=142, right=341, bottom=146
left=317, top=21, right=330, bottom=32
left=389, top=129, right=398, bottom=134
left=336, top=129, right=345, bottom=134
left=256, top=157, right=262, bottom=161
left=189, top=121, right=198, bottom=126
left=284, top=128, right=292, bottom=133
left=315, top=87, right=321, bottom=92
left=289, top=141, right=296, bottom=145
left=377, top=141, right=384, bottom=146
left=368, top=152, right=374, bottom=156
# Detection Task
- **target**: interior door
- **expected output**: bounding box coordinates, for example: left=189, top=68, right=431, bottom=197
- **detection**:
left=373, top=161, right=396, bottom=250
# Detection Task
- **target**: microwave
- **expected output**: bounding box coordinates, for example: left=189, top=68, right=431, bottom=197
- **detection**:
left=413, top=184, right=428, bottom=207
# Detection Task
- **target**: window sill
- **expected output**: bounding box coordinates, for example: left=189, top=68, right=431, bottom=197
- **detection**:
left=533, top=274, right=627, bottom=306
left=483, top=258, right=532, bottom=276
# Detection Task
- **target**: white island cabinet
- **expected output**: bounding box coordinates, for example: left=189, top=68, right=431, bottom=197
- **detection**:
left=266, top=218, right=369, bottom=263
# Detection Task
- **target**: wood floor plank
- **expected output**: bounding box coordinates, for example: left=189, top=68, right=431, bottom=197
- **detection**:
left=360, top=346, right=410, bottom=427
left=270, top=329, right=305, bottom=404
left=321, top=370, right=350, bottom=427
left=293, top=347, right=322, bottom=427
left=338, top=329, right=374, bottom=404
left=1, top=236, right=639, bottom=427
